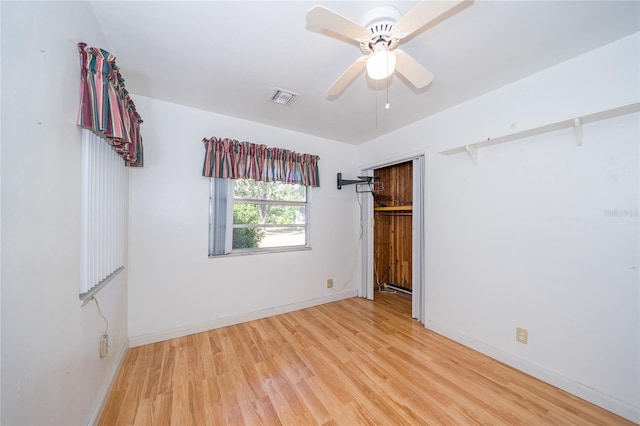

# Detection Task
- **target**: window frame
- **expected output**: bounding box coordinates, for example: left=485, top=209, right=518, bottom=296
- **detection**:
left=209, top=178, right=312, bottom=257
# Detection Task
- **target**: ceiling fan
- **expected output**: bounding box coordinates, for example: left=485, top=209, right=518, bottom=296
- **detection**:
left=306, top=1, right=467, bottom=97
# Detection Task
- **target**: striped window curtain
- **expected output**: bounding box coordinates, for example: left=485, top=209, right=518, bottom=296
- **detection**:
left=201, top=137, right=320, bottom=187
left=76, top=42, right=144, bottom=167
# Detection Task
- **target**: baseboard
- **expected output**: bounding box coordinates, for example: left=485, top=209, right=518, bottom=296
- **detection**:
left=87, top=341, right=129, bottom=426
left=128, top=289, right=358, bottom=347
left=427, top=321, right=640, bottom=424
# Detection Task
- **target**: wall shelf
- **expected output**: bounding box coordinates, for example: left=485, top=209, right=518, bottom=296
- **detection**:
left=439, top=101, right=640, bottom=164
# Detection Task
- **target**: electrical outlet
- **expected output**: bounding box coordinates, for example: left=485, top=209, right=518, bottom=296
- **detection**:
left=326, top=278, right=333, bottom=288
left=516, top=327, right=528, bottom=344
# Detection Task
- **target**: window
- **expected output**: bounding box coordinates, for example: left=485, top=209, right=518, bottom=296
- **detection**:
left=79, top=129, right=126, bottom=301
left=209, top=178, right=311, bottom=256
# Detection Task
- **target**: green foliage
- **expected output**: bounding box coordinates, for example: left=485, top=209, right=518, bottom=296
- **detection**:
left=233, top=179, right=306, bottom=225
left=232, top=204, right=264, bottom=249
left=233, top=203, right=260, bottom=224
left=231, top=179, right=306, bottom=248
left=234, top=179, right=305, bottom=202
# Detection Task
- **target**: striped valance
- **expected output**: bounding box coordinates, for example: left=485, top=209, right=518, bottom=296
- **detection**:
left=76, top=42, right=144, bottom=167
left=202, top=137, right=320, bottom=187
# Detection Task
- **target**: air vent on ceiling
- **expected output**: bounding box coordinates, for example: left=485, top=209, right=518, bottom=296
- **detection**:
left=269, top=88, right=300, bottom=106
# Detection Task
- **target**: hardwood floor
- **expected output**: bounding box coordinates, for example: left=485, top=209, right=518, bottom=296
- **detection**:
left=100, top=292, right=634, bottom=425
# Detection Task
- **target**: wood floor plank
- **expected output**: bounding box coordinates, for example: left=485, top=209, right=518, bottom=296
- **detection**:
left=201, top=378, right=225, bottom=425
left=100, top=292, right=635, bottom=425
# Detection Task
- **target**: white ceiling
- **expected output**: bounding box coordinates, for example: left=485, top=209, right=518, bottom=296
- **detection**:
left=90, top=1, right=640, bottom=145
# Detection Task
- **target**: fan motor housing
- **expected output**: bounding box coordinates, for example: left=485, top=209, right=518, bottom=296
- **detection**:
left=360, top=5, right=402, bottom=54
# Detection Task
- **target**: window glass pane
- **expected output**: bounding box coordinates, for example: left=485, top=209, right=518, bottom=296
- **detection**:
left=261, top=227, right=306, bottom=248
left=232, top=203, right=262, bottom=225
left=233, top=179, right=306, bottom=202
left=233, top=227, right=306, bottom=249
left=211, top=178, right=310, bottom=255
left=232, top=227, right=266, bottom=249
left=233, top=203, right=306, bottom=225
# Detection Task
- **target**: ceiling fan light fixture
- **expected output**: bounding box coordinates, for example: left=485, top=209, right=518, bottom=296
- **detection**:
left=366, top=44, right=396, bottom=80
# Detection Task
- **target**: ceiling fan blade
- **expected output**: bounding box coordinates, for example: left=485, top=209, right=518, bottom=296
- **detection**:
left=306, top=6, right=369, bottom=42
left=393, top=0, right=466, bottom=39
left=393, top=50, right=434, bottom=89
left=327, top=56, right=367, bottom=97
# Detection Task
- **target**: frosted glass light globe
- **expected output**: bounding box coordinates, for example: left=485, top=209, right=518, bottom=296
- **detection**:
left=366, top=46, right=396, bottom=80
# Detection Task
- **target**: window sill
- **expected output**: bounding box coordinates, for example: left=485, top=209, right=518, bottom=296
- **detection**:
left=209, top=246, right=311, bottom=258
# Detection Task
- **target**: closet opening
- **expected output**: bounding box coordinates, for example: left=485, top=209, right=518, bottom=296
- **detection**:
left=362, top=156, right=424, bottom=322
left=373, top=161, right=413, bottom=296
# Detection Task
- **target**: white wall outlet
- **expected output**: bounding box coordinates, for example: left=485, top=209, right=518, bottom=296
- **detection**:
left=326, top=278, right=333, bottom=288
left=516, top=327, right=528, bottom=344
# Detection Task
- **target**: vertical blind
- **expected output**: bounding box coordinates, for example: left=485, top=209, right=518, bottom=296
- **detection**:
left=76, top=42, right=141, bottom=298
left=79, top=129, right=126, bottom=295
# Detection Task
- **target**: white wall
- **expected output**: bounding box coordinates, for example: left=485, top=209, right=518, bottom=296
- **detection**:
left=1, top=1, right=635, bottom=423
left=358, top=33, right=640, bottom=421
left=0, top=3, right=4, bottom=421
left=127, top=95, right=360, bottom=343
left=1, top=2, right=128, bottom=424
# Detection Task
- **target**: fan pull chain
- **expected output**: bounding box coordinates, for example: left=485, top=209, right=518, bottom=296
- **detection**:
left=385, top=46, right=391, bottom=110
left=386, top=77, right=390, bottom=110
left=375, top=79, right=379, bottom=127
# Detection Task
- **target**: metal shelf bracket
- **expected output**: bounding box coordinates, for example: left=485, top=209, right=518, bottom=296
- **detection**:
left=573, top=117, right=583, bottom=147
left=337, top=172, right=383, bottom=193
